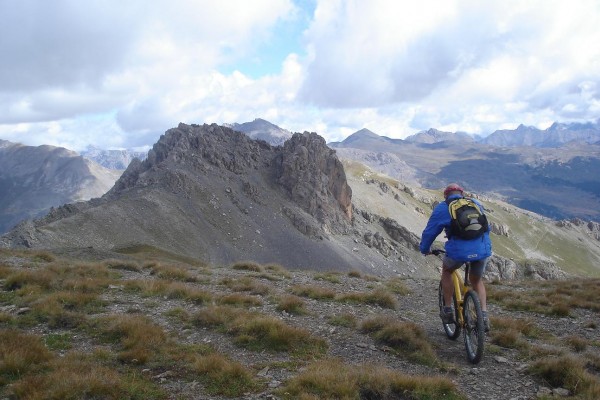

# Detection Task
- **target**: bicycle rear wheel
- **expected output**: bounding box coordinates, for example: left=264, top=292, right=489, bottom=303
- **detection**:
left=438, top=281, right=460, bottom=340
left=463, top=290, right=485, bottom=364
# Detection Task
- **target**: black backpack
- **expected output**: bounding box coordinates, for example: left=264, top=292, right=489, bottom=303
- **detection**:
left=446, top=197, right=488, bottom=240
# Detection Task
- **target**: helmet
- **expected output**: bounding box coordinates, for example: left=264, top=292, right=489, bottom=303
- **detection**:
left=443, top=183, right=464, bottom=199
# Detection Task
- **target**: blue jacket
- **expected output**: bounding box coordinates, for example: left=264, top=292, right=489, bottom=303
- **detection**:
left=419, top=194, right=492, bottom=261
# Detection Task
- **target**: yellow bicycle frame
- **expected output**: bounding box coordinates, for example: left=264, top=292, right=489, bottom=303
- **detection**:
left=451, top=267, right=470, bottom=326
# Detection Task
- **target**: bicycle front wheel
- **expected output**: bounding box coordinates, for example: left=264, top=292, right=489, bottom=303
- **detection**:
left=438, top=281, right=460, bottom=340
left=463, top=290, right=485, bottom=364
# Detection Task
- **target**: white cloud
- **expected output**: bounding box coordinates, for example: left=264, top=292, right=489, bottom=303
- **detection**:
left=1, top=0, right=599, bottom=149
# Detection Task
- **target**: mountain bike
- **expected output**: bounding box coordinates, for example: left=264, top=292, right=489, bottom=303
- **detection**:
left=431, top=249, right=485, bottom=364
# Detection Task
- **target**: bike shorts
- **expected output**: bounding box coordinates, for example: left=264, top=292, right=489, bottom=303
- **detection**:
left=443, top=256, right=489, bottom=278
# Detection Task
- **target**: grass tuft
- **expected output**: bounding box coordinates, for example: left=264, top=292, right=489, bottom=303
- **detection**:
left=278, top=359, right=465, bottom=399
left=529, top=355, right=600, bottom=398
left=10, top=352, right=165, bottom=399
left=360, top=316, right=439, bottom=366
left=96, top=314, right=168, bottom=364
left=220, top=276, right=270, bottom=295
left=276, top=295, right=308, bottom=315
left=191, top=353, right=257, bottom=396
left=336, top=288, right=398, bottom=310
left=0, top=329, right=52, bottom=382
left=231, top=261, right=263, bottom=272
left=328, top=313, right=357, bottom=328
left=290, top=284, right=336, bottom=300
left=194, top=307, right=326, bottom=356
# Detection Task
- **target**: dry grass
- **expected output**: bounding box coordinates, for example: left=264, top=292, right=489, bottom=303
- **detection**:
left=529, top=355, right=600, bottom=398
left=193, top=306, right=327, bottom=356
left=290, top=284, right=336, bottom=300
left=10, top=351, right=165, bottom=400
left=124, top=279, right=211, bottom=304
left=360, top=316, right=439, bottom=366
left=335, top=288, right=398, bottom=310
left=348, top=270, right=362, bottom=278
left=94, top=314, right=168, bottom=364
left=384, top=277, right=411, bottom=295
left=489, top=316, right=547, bottom=350
left=328, top=313, right=357, bottom=328
left=218, top=293, right=263, bottom=307
left=277, top=359, right=465, bottom=399
left=0, top=329, right=52, bottom=383
left=220, top=276, right=270, bottom=295
left=146, top=262, right=197, bottom=282
left=231, top=260, right=263, bottom=272
left=276, top=295, right=308, bottom=315
left=314, top=272, right=342, bottom=283
left=488, top=279, right=600, bottom=316
left=263, top=263, right=291, bottom=278
left=103, top=258, right=141, bottom=272
left=191, top=352, right=257, bottom=396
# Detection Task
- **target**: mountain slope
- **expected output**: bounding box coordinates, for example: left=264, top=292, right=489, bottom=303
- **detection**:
left=1, top=124, right=411, bottom=276
left=0, top=140, right=120, bottom=234
left=330, top=129, right=600, bottom=221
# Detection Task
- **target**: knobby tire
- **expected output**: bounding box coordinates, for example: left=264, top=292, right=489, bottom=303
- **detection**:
left=438, top=281, right=460, bottom=340
left=463, top=290, right=485, bottom=364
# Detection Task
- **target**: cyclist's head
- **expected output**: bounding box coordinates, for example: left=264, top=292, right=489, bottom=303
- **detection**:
left=443, top=183, right=464, bottom=199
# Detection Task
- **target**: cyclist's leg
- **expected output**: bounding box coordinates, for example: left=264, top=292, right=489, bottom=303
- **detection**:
left=468, top=258, right=489, bottom=312
left=441, top=256, right=463, bottom=306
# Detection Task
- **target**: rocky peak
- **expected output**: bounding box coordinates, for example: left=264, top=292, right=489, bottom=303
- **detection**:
left=109, top=123, right=274, bottom=196
left=108, top=125, right=352, bottom=236
left=276, top=132, right=352, bottom=232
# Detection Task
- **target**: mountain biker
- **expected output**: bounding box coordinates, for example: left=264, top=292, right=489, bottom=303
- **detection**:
left=420, top=183, right=492, bottom=332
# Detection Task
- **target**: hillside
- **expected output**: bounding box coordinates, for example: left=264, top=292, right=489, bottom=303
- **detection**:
left=330, top=129, right=600, bottom=221
left=3, top=124, right=600, bottom=281
left=0, top=248, right=598, bottom=399
left=0, top=140, right=121, bottom=234
left=1, top=124, right=412, bottom=277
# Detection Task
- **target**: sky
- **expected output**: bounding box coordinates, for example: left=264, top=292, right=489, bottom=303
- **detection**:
left=1, top=0, right=599, bottom=151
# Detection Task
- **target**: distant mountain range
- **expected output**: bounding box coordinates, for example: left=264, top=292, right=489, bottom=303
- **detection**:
left=224, top=118, right=292, bottom=146
left=329, top=121, right=600, bottom=221
left=1, top=117, right=599, bottom=238
left=481, top=120, right=600, bottom=147
left=0, top=140, right=121, bottom=233
left=80, top=145, right=147, bottom=170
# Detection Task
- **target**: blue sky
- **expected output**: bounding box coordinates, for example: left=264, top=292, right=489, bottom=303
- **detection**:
left=1, top=0, right=599, bottom=151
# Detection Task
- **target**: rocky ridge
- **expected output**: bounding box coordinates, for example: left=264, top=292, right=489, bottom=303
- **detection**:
left=0, top=124, right=406, bottom=276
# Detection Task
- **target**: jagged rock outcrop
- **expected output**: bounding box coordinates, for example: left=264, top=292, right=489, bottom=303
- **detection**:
left=381, top=218, right=420, bottom=251
left=275, top=132, right=352, bottom=233
left=486, top=255, right=567, bottom=281
left=486, top=255, right=518, bottom=280
left=489, top=221, right=510, bottom=237
left=522, top=260, right=568, bottom=280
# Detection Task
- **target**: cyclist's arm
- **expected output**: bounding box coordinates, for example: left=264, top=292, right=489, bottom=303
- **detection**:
left=419, top=204, right=448, bottom=254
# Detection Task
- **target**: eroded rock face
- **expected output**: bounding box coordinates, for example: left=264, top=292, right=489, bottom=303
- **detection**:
left=489, top=221, right=510, bottom=237
left=275, top=132, right=352, bottom=233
